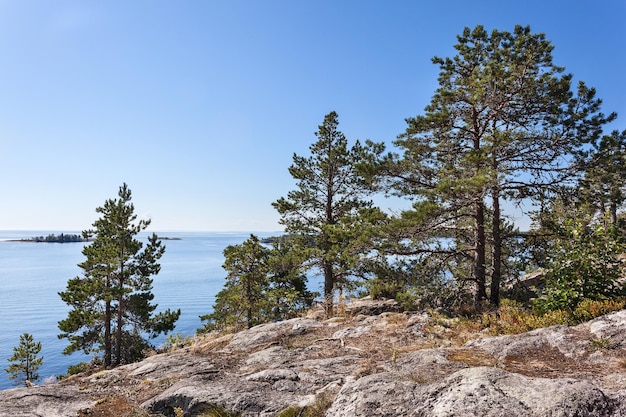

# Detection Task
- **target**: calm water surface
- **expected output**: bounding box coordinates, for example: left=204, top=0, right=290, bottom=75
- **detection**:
left=0, top=230, right=312, bottom=390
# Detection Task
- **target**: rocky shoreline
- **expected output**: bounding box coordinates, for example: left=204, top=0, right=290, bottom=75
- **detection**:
left=2, top=299, right=626, bottom=416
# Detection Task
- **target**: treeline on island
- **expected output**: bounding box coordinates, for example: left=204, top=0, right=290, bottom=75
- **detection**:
left=23, top=233, right=89, bottom=243
left=11, top=234, right=181, bottom=243
left=6, top=24, right=626, bottom=388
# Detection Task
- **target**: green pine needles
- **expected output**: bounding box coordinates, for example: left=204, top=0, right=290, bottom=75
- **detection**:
left=199, top=234, right=316, bottom=332
left=5, top=333, right=43, bottom=387
left=273, top=111, right=379, bottom=316
left=58, top=183, right=180, bottom=368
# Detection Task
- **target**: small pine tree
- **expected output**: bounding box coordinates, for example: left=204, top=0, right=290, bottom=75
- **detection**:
left=5, top=333, right=43, bottom=387
left=199, top=235, right=315, bottom=333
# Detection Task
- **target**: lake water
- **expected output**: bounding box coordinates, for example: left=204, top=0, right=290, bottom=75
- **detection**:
left=0, top=230, right=320, bottom=390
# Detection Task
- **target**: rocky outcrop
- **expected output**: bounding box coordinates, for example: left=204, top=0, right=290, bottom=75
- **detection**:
left=1, top=300, right=626, bottom=417
left=328, top=366, right=622, bottom=417
left=501, top=269, right=546, bottom=301
left=0, top=384, right=92, bottom=417
left=343, top=296, right=402, bottom=316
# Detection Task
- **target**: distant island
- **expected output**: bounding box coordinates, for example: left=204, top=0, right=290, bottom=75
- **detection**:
left=7, top=233, right=182, bottom=243
left=11, top=233, right=90, bottom=243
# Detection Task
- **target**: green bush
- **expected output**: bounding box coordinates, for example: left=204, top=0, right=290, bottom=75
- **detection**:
left=199, top=235, right=314, bottom=333
left=536, top=220, right=625, bottom=313
left=572, top=298, right=626, bottom=322
left=65, top=361, right=92, bottom=377
left=161, top=332, right=194, bottom=351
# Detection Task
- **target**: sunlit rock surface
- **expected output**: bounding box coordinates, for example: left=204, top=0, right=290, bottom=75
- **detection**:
left=1, top=299, right=625, bottom=417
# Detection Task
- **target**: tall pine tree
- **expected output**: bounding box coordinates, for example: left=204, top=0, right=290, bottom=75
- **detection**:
left=379, top=25, right=614, bottom=307
left=273, top=111, right=375, bottom=316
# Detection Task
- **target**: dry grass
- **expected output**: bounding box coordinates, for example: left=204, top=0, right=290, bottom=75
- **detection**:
left=352, top=356, right=384, bottom=377
left=194, top=404, right=242, bottom=417
left=78, top=396, right=141, bottom=417
left=408, top=371, right=446, bottom=384
left=434, top=298, right=626, bottom=339
left=276, top=392, right=335, bottom=417
left=446, top=348, right=498, bottom=367
left=497, top=344, right=590, bottom=378
left=191, top=333, right=234, bottom=355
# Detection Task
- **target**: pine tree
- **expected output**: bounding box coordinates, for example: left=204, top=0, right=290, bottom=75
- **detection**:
left=265, top=238, right=316, bottom=320
left=58, top=183, right=180, bottom=367
left=378, top=25, right=614, bottom=307
left=580, top=130, right=626, bottom=226
left=5, top=333, right=43, bottom=387
left=273, top=111, right=375, bottom=316
left=199, top=234, right=315, bottom=332
left=221, top=234, right=271, bottom=329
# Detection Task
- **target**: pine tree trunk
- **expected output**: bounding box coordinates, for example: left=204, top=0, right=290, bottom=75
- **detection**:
left=490, top=189, right=502, bottom=307
left=115, top=259, right=124, bottom=366
left=104, top=299, right=112, bottom=367
left=323, top=261, right=334, bottom=317
left=471, top=115, right=487, bottom=306
left=611, top=198, right=618, bottom=226
left=474, top=200, right=487, bottom=304
left=246, top=278, right=253, bottom=329
left=116, top=297, right=123, bottom=366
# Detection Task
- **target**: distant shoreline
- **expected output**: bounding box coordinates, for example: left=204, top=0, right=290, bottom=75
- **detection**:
left=6, top=233, right=89, bottom=243
left=5, top=239, right=91, bottom=243
left=4, top=233, right=182, bottom=243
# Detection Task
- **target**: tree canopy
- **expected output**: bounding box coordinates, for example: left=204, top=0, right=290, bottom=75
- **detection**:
left=43, top=25, right=625, bottom=357
left=370, top=25, right=616, bottom=308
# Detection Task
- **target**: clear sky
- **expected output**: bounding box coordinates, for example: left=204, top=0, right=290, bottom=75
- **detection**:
left=0, top=1, right=624, bottom=232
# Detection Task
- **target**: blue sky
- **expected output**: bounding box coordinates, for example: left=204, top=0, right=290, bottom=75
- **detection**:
left=0, top=1, right=624, bottom=232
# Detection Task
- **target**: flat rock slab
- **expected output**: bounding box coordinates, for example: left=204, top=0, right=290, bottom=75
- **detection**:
left=328, top=367, right=624, bottom=417
left=227, top=318, right=322, bottom=351
left=0, top=384, right=93, bottom=417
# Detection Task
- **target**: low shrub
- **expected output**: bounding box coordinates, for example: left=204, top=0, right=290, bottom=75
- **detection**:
left=64, top=361, right=94, bottom=378
left=449, top=297, right=626, bottom=336
left=160, top=332, right=194, bottom=351
left=195, top=404, right=241, bottom=417
left=589, top=337, right=613, bottom=350
left=572, top=298, right=626, bottom=322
